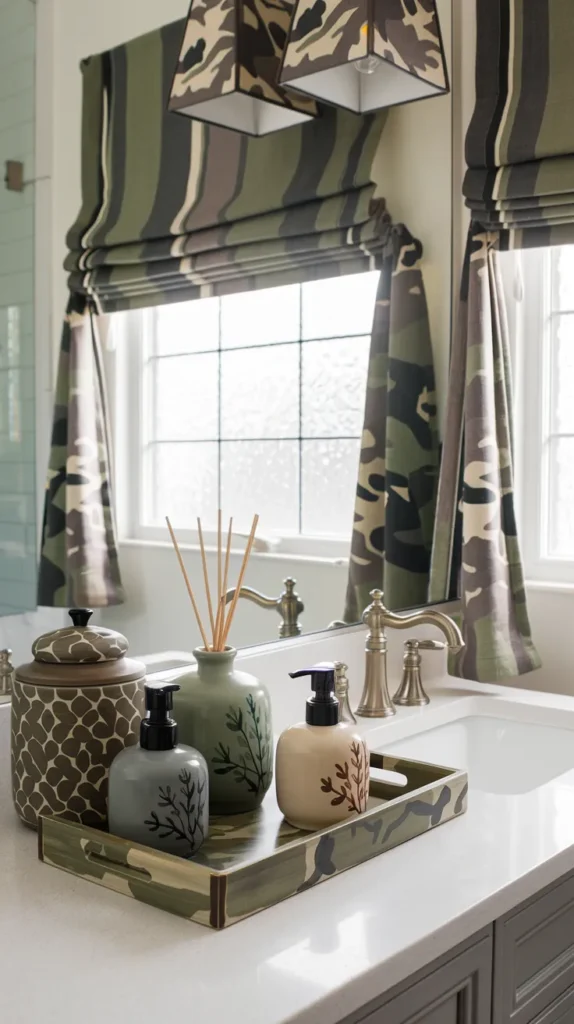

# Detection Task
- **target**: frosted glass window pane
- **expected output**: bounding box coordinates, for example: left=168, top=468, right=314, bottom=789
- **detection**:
left=154, top=353, right=218, bottom=440
left=302, top=271, right=379, bottom=340
left=221, top=345, right=299, bottom=439
left=150, top=442, right=218, bottom=528
left=155, top=298, right=220, bottom=355
left=556, top=246, right=574, bottom=311
left=302, top=439, right=360, bottom=537
left=553, top=315, right=574, bottom=432
left=221, top=441, right=299, bottom=535
left=548, top=438, right=574, bottom=557
left=221, top=284, right=300, bottom=348
left=302, top=336, right=369, bottom=437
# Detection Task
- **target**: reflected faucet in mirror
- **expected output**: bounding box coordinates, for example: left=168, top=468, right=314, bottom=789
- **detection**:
left=225, top=577, right=304, bottom=639
left=357, top=591, right=464, bottom=718
left=0, top=649, right=14, bottom=697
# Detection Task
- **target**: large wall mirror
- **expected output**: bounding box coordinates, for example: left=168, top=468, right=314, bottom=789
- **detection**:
left=97, top=0, right=455, bottom=657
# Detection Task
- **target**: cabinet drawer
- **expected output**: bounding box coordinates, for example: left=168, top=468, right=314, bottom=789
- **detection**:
left=530, top=984, right=574, bottom=1024
left=493, top=869, right=574, bottom=1024
left=342, top=929, right=493, bottom=1024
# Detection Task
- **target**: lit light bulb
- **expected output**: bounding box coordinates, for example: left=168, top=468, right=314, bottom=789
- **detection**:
left=354, top=54, right=382, bottom=76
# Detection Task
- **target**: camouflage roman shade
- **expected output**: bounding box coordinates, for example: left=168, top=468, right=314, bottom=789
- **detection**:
left=66, top=18, right=392, bottom=315
left=464, top=0, right=574, bottom=249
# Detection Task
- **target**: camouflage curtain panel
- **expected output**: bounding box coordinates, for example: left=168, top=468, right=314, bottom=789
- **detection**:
left=430, top=231, right=540, bottom=682
left=38, top=302, right=123, bottom=608
left=66, top=18, right=390, bottom=314
left=344, top=226, right=439, bottom=621
left=464, top=0, right=574, bottom=248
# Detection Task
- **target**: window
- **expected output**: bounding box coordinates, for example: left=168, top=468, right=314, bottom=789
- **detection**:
left=110, top=272, right=379, bottom=556
left=515, top=245, right=574, bottom=583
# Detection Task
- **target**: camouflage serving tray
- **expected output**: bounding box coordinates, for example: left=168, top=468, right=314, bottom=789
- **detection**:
left=38, top=753, right=467, bottom=929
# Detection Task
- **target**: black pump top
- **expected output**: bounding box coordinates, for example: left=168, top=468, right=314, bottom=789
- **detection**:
left=290, top=662, right=340, bottom=726
left=140, top=682, right=180, bottom=751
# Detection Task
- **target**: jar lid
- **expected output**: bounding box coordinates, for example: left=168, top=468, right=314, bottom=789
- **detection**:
left=32, top=608, right=130, bottom=664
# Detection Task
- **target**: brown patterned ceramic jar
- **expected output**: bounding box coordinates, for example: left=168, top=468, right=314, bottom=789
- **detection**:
left=11, top=609, right=145, bottom=829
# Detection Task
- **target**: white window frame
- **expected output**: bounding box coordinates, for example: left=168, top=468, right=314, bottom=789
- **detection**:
left=106, top=303, right=362, bottom=563
left=516, top=246, right=574, bottom=585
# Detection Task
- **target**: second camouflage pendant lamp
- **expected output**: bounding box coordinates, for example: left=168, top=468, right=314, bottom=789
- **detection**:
left=280, top=0, right=449, bottom=114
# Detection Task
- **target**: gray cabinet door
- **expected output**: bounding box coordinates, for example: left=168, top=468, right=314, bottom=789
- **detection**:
left=493, top=869, right=574, bottom=1024
left=343, top=929, right=493, bottom=1024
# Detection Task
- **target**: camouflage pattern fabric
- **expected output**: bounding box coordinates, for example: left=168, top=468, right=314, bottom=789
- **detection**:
left=39, top=753, right=467, bottom=929
left=344, top=226, right=439, bottom=620
left=169, top=0, right=317, bottom=124
left=37, top=301, right=123, bottom=607
left=281, top=0, right=447, bottom=93
left=463, top=0, right=574, bottom=247
left=38, top=19, right=402, bottom=607
left=430, top=230, right=541, bottom=682
left=64, top=19, right=389, bottom=313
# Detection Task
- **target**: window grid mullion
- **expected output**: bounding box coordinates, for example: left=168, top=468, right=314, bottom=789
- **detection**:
left=217, top=296, right=222, bottom=510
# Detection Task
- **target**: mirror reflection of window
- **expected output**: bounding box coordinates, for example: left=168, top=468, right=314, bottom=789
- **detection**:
left=113, top=271, right=379, bottom=559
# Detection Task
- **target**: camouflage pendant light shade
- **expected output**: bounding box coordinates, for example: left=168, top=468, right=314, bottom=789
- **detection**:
left=169, top=0, right=318, bottom=136
left=280, top=0, right=449, bottom=114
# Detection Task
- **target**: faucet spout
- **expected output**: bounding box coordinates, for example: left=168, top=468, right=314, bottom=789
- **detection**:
left=380, top=606, right=464, bottom=653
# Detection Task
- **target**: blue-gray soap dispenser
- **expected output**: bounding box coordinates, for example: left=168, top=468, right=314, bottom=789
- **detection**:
left=108, top=681, right=209, bottom=858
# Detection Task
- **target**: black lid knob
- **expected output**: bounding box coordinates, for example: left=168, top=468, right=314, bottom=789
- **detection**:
left=290, top=662, right=339, bottom=726
left=69, top=608, right=93, bottom=628
left=141, top=682, right=180, bottom=751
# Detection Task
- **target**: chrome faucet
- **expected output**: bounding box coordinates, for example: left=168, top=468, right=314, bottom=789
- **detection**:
left=356, top=590, right=464, bottom=718
left=225, top=577, right=304, bottom=639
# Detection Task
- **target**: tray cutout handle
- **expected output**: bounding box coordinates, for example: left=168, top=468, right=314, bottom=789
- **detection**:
left=370, top=766, right=408, bottom=788
left=86, top=849, right=152, bottom=884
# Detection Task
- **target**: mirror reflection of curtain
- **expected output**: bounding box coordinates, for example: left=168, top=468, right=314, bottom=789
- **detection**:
left=38, top=17, right=428, bottom=608
left=344, top=228, right=439, bottom=621
left=431, top=0, right=574, bottom=681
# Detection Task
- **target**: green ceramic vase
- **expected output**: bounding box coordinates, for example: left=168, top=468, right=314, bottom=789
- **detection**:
left=173, top=647, right=273, bottom=815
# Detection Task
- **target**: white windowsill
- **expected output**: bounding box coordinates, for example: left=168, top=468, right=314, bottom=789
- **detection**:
left=118, top=537, right=349, bottom=568
left=526, top=580, right=574, bottom=595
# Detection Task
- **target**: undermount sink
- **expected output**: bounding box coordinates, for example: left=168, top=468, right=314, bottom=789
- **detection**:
left=380, top=703, right=574, bottom=796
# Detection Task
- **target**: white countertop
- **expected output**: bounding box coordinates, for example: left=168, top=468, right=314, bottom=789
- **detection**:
left=3, top=678, right=574, bottom=1024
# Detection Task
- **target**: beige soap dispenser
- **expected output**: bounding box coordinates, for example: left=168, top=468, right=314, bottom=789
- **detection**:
left=275, top=663, right=370, bottom=832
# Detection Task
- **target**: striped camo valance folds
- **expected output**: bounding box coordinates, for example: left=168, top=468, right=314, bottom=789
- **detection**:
left=464, top=0, right=574, bottom=248
left=68, top=18, right=391, bottom=313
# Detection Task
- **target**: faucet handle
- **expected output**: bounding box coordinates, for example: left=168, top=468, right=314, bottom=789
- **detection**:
left=393, top=638, right=445, bottom=707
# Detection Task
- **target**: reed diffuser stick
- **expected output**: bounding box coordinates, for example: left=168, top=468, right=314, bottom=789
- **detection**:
left=213, top=509, right=223, bottom=649
left=197, top=517, right=216, bottom=645
left=215, top=517, right=233, bottom=650
left=221, top=514, right=259, bottom=649
left=217, top=508, right=222, bottom=624
left=165, top=516, right=210, bottom=651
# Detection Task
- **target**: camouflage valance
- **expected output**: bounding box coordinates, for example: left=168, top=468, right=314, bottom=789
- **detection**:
left=463, top=0, right=574, bottom=248
left=67, top=19, right=389, bottom=314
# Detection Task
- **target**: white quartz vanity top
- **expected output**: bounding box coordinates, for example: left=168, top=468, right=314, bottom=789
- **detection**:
left=2, top=679, right=574, bottom=1024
